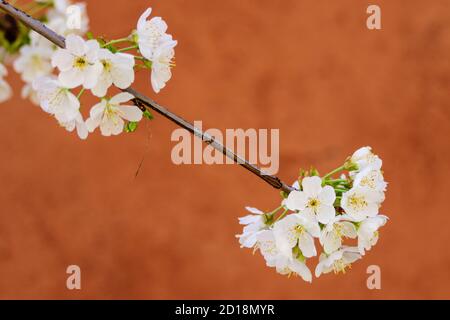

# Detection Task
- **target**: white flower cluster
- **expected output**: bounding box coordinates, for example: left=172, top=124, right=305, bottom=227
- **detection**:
left=1, top=3, right=177, bottom=139
left=237, top=147, right=388, bottom=282
left=11, top=0, right=89, bottom=105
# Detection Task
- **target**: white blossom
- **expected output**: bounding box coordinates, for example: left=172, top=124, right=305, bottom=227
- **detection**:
left=285, top=176, right=336, bottom=224
left=51, top=34, right=102, bottom=89
left=341, top=186, right=383, bottom=222
left=273, top=213, right=320, bottom=258
left=353, top=166, right=387, bottom=195
left=13, top=44, right=54, bottom=82
left=315, top=246, right=361, bottom=277
left=236, top=207, right=267, bottom=248
left=151, top=39, right=177, bottom=94
left=357, top=215, right=388, bottom=255
left=32, top=76, right=79, bottom=123
left=136, top=8, right=172, bottom=61
left=91, top=49, right=135, bottom=97
left=59, top=110, right=88, bottom=140
left=85, top=92, right=142, bottom=136
left=350, top=146, right=382, bottom=172
left=320, top=215, right=357, bottom=254
left=257, top=230, right=312, bottom=282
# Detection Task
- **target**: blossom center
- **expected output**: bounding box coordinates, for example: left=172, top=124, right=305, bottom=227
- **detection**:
left=74, top=56, right=88, bottom=69
left=348, top=195, right=367, bottom=210
left=307, top=197, right=321, bottom=212
left=333, top=259, right=351, bottom=274
left=101, top=59, right=112, bottom=72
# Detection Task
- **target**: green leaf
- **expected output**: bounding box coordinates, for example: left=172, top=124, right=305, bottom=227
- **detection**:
left=125, top=121, right=138, bottom=133
left=142, top=109, right=153, bottom=120
left=86, top=31, right=94, bottom=40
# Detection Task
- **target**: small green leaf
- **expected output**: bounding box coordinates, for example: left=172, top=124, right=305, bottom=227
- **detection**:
left=86, top=31, right=94, bottom=40
left=125, top=121, right=138, bottom=133
left=142, top=110, right=153, bottom=120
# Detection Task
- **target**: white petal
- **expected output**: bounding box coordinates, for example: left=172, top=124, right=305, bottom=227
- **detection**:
left=321, top=231, right=341, bottom=254
left=82, top=63, right=102, bottom=89
left=110, top=92, right=135, bottom=105
left=91, top=73, right=112, bottom=98
left=302, top=176, right=322, bottom=196
left=59, top=69, right=83, bottom=88
left=340, top=221, right=357, bottom=238
left=117, top=106, right=143, bottom=122
left=316, top=205, right=335, bottom=224
left=289, top=260, right=312, bottom=283
left=66, top=34, right=87, bottom=56
left=245, top=207, right=263, bottom=215
left=111, top=64, right=135, bottom=89
left=76, top=119, right=88, bottom=140
left=137, top=8, right=153, bottom=31
left=298, top=232, right=316, bottom=258
left=285, top=191, right=307, bottom=211
left=319, top=185, right=336, bottom=205
left=51, top=49, right=73, bottom=70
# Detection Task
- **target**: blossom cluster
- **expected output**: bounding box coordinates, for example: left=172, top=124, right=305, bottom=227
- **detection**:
left=237, top=147, right=388, bottom=282
left=0, top=1, right=177, bottom=139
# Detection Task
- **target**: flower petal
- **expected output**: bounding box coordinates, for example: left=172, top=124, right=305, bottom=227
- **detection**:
left=110, top=92, right=135, bottom=105
left=285, top=191, right=307, bottom=211
left=117, top=105, right=143, bottom=122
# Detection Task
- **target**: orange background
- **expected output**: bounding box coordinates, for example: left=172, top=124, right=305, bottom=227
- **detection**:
left=0, top=0, right=449, bottom=299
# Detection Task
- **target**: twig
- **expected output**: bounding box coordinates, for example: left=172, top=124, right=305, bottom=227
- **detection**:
left=0, top=0, right=295, bottom=194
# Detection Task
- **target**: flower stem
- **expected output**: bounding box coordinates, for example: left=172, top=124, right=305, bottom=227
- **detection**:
left=77, top=88, right=85, bottom=100
left=322, top=165, right=345, bottom=181
left=102, top=37, right=131, bottom=47
left=117, top=45, right=138, bottom=52
left=274, top=209, right=289, bottom=223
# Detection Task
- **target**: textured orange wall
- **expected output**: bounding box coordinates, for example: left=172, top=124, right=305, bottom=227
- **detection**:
left=0, top=0, right=449, bottom=299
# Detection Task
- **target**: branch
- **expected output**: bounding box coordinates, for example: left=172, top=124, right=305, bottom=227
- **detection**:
left=0, top=0, right=295, bottom=194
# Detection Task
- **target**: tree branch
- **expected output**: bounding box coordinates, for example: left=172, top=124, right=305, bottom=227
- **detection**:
left=0, top=0, right=295, bottom=194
